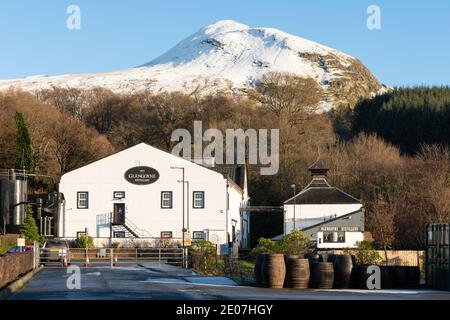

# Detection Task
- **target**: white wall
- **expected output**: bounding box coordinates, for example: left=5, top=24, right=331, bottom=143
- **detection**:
left=284, top=203, right=362, bottom=234
left=58, top=143, right=244, bottom=253
left=316, top=231, right=363, bottom=249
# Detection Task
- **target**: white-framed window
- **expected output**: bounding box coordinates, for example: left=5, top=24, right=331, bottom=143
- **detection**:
left=161, top=191, right=173, bottom=209
left=77, top=192, right=89, bottom=209
left=113, top=191, right=125, bottom=199
left=113, top=231, right=126, bottom=238
left=323, top=231, right=345, bottom=243
left=160, top=231, right=173, bottom=239
left=193, top=191, right=205, bottom=209
left=193, top=231, right=205, bottom=240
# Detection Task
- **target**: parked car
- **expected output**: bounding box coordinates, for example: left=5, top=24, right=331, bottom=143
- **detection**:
left=3, top=245, right=34, bottom=255
left=40, top=239, right=69, bottom=264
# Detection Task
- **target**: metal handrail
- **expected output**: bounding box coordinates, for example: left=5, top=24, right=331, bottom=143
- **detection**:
left=105, top=213, right=153, bottom=238
left=124, top=217, right=153, bottom=238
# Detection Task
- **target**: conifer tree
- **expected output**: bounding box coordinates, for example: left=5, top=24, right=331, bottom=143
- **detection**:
left=20, top=207, right=42, bottom=244
left=14, top=111, right=33, bottom=171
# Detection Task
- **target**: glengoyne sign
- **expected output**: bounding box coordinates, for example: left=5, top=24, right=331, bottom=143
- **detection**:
left=124, top=166, right=159, bottom=185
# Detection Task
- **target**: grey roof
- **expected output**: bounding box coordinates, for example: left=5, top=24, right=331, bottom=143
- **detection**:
left=301, top=209, right=364, bottom=232
left=284, top=177, right=361, bottom=205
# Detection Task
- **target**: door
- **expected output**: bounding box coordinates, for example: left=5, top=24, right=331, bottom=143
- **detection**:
left=113, top=203, right=125, bottom=225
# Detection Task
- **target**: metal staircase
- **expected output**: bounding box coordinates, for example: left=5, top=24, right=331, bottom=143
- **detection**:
left=110, top=215, right=152, bottom=238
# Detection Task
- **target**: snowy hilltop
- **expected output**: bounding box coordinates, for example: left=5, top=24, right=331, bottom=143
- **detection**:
left=0, top=20, right=386, bottom=110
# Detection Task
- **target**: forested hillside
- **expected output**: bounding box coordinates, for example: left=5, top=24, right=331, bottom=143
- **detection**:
left=352, top=87, right=450, bottom=154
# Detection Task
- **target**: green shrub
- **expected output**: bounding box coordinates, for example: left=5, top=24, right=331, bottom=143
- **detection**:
left=354, top=240, right=381, bottom=265
left=20, top=207, right=44, bottom=245
left=189, top=240, right=218, bottom=274
left=249, top=237, right=280, bottom=257
left=250, top=231, right=313, bottom=257
left=279, top=230, right=312, bottom=256
left=76, top=235, right=94, bottom=248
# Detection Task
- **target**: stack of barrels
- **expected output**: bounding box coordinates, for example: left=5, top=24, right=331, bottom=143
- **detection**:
left=255, top=253, right=420, bottom=290
left=352, top=265, right=420, bottom=289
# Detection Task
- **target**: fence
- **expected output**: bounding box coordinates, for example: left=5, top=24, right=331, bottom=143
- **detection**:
left=0, top=251, right=34, bottom=289
left=63, top=237, right=183, bottom=249
left=319, top=249, right=425, bottom=270
left=42, top=247, right=184, bottom=267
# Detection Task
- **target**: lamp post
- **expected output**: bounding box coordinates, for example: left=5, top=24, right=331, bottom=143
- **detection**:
left=291, top=184, right=296, bottom=232
left=171, top=166, right=186, bottom=268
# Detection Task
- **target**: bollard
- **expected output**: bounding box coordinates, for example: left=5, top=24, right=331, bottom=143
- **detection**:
left=84, top=256, right=91, bottom=267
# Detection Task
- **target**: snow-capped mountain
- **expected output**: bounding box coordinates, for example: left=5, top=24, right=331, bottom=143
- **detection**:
left=0, top=20, right=385, bottom=110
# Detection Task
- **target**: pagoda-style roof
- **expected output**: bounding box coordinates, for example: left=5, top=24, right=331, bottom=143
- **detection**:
left=285, top=159, right=361, bottom=205
left=308, top=157, right=329, bottom=177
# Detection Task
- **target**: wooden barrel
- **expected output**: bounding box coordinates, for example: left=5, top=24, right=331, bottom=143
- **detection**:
left=254, top=254, right=267, bottom=287
left=261, top=254, right=286, bottom=288
left=284, top=255, right=300, bottom=264
left=333, top=255, right=353, bottom=289
left=393, top=266, right=420, bottom=289
left=305, top=253, right=320, bottom=269
left=353, top=265, right=370, bottom=289
left=380, top=266, right=394, bottom=289
left=354, top=265, right=396, bottom=289
left=328, top=254, right=336, bottom=264
left=284, top=255, right=300, bottom=287
left=285, top=258, right=310, bottom=289
left=309, top=262, right=334, bottom=289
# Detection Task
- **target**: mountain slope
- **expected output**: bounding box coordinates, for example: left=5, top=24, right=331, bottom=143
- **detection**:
left=0, top=20, right=385, bottom=110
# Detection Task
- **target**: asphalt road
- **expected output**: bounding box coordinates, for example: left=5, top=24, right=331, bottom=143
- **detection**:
left=10, top=264, right=450, bottom=300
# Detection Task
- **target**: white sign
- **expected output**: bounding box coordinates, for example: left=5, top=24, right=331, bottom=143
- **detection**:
left=17, top=238, right=26, bottom=247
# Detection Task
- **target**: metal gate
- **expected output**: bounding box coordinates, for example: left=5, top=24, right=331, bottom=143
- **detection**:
left=426, top=223, right=450, bottom=291
left=39, top=247, right=185, bottom=267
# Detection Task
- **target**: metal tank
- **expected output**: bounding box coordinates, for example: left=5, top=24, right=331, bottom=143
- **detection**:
left=0, top=169, right=28, bottom=227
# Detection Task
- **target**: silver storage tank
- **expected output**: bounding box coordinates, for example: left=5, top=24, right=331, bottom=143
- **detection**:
left=10, top=179, right=27, bottom=225
left=0, top=170, right=28, bottom=226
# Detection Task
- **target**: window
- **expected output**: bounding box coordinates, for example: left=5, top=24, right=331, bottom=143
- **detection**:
left=193, top=231, right=205, bottom=240
left=160, top=231, right=173, bottom=239
left=76, top=231, right=86, bottom=238
left=113, top=191, right=125, bottom=199
left=193, top=191, right=205, bottom=208
left=114, top=231, right=126, bottom=238
left=77, top=192, right=89, bottom=209
left=161, top=191, right=173, bottom=209
left=323, top=231, right=345, bottom=243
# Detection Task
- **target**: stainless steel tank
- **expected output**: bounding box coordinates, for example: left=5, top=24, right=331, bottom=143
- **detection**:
left=0, top=170, right=28, bottom=226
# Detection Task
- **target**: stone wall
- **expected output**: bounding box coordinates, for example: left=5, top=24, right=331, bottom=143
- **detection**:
left=0, top=251, right=34, bottom=289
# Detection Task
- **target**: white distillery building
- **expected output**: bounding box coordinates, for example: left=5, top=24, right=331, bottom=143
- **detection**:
left=57, top=143, right=249, bottom=253
left=283, top=159, right=364, bottom=249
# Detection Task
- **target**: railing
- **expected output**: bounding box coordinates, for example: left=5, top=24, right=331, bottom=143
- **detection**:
left=101, top=213, right=152, bottom=238
left=49, top=248, right=184, bottom=267
left=124, top=217, right=152, bottom=238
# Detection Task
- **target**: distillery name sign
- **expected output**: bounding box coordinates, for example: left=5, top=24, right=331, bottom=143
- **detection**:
left=320, top=226, right=362, bottom=232
left=124, top=166, right=159, bottom=185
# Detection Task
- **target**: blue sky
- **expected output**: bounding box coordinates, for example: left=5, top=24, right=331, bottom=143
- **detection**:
left=0, top=0, right=449, bottom=86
